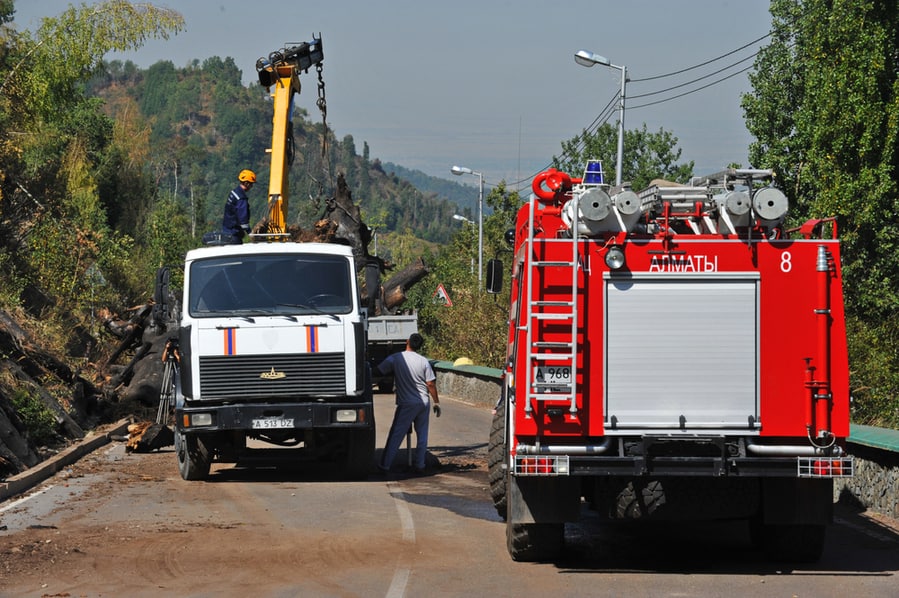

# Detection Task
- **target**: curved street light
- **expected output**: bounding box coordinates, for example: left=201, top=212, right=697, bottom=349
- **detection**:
left=574, top=49, right=627, bottom=187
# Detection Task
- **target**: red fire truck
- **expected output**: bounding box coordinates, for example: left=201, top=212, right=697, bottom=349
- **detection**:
left=487, top=161, right=853, bottom=562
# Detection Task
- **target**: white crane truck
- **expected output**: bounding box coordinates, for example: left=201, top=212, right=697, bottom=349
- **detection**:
left=172, top=38, right=376, bottom=480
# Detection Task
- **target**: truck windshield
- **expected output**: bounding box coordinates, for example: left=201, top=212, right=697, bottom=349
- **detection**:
left=188, top=254, right=354, bottom=317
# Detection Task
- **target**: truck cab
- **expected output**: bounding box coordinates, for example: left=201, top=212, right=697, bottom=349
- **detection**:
left=174, top=242, right=374, bottom=480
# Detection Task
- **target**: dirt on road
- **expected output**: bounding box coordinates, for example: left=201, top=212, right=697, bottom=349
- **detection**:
left=0, top=429, right=491, bottom=596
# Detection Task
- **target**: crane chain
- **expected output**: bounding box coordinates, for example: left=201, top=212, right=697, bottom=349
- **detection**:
left=315, top=61, right=334, bottom=201
left=316, top=62, right=327, bottom=126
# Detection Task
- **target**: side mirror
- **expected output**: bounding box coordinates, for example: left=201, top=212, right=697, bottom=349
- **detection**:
left=486, top=259, right=504, bottom=294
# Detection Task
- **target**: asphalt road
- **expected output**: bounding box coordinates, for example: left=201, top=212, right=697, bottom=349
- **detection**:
left=1, top=393, right=898, bottom=597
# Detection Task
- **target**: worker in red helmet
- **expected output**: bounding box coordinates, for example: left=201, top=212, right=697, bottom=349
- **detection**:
left=222, top=169, right=256, bottom=243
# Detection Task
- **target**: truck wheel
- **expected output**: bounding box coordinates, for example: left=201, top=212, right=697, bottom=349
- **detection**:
left=175, top=428, right=210, bottom=481
left=614, top=481, right=643, bottom=519
left=342, top=428, right=376, bottom=480
left=506, top=520, right=564, bottom=562
left=754, top=522, right=826, bottom=563
left=487, top=401, right=507, bottom=519
left=641, top=480, right=667, bottom=516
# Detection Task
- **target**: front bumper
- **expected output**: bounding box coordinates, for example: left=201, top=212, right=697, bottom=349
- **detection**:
left=176, top=400, right=374, bottom=432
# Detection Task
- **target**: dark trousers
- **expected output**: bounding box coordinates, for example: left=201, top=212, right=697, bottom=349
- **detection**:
left=380, top=401, right=430, bottom=470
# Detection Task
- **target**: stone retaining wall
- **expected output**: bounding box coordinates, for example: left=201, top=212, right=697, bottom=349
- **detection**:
left=835, top=443, right=899, bottom=520
left=433, top=362, right=502, bottom=409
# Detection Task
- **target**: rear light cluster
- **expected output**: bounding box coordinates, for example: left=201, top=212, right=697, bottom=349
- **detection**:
left=797, top=457, right=854, bottom=478
left=514, top=455, right=570, bottom=476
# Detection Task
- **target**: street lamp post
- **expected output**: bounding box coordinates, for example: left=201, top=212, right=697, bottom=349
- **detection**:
left=452, top=214, right=475, bottom=274
left=450, top=165, right=483, bottom=288
left=574, top=49, right=627, bottom=187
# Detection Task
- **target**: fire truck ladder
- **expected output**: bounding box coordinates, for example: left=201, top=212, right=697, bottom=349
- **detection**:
left=524, top=195, right=579, bottom=417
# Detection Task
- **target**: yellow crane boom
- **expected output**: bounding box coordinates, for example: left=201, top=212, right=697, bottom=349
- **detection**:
left=255, top=38, right=324, bottom=236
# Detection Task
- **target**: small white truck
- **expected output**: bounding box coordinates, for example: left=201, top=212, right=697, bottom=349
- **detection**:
left=367, top=313, right=419, bottom=393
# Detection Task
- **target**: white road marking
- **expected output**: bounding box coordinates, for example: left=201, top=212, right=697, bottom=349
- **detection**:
left=386, top=482, right=416, bottom=598
left=388, top=483, right=416, bottom=542
left=0, top=486, right=54, bottom=513
left=385, top=567, right=411, bottom=598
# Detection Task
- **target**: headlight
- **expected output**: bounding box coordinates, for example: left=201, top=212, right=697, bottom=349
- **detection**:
left=604, top=245, right=626, bottom=270
left=190, top=413, right=213, bottom=427
left=335, top=409, right=358, bottom=423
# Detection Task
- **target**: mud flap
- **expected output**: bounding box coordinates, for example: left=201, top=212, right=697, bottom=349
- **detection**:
left=760, top=478, right=833, bottom=525
left=508, top=474, right=581, bottom=524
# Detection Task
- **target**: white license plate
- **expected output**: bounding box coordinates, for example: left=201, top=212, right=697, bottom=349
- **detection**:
left=251, top=418, right=295, bottom=429
left=535, top=366, right=571, bottom=391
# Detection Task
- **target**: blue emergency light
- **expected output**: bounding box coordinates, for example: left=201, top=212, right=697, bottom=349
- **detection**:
left=583, top=160, right=604, bottom=185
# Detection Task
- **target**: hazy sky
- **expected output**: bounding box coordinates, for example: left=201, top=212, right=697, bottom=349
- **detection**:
left=14, top=1, right=773, bottom=190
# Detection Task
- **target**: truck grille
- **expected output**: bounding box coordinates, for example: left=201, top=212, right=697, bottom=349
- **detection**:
left=198, top=353, right=345, bottom=399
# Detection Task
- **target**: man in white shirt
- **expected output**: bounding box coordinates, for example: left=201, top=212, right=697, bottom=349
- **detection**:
left=376, top=333, right=441, bottom=474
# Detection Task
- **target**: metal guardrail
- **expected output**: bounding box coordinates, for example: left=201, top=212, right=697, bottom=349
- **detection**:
left=849, top=424, right=899, bottom=452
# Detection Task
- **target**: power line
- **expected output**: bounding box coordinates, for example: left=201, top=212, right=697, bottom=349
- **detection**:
left=629, top=64, right=753, bottom=110
left=505, top=91, right=620, bottom=190
left=508, top=34, right=772, bottom=189
left=630, top=32, right=770, bottom=82
left=629, top=51, right=757, bottom=100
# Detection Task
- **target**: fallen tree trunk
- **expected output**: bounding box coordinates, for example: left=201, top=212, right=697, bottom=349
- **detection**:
left=382, top=257, right=429, bottom=311
left=0, top=361, right=85, bottom=439
left=102, top=304, right=153, bottom=370
left=0, top=310, right=99, bottom=396
left=0, top=401, right=40, bottom=476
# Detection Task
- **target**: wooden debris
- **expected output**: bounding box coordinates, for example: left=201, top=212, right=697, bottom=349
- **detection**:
left=126, top=422, right=173, bottom=453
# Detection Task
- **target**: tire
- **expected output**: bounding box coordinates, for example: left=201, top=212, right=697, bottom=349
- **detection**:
left=175, top=428, right=210, bottom=481
left=615, top=481, right=643, bottom=519
left=755, top=522, right=827, bottom=563
left=641, top=480, right=667, bottom=516
left=506, top=519, right=564, bottom=562
left=487, top=400, right=507, bottom=519
left=342, top=427, right=376, bottom=480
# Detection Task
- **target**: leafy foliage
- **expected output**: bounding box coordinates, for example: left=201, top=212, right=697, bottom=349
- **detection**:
left=407, top=182, right=521, bottom=367
left=0, top=2, right=185, bottom=348
left=10, top=387, right=58, bottom=446
left=742, top=0, right=899, bottom=426
left=554, top=122, right=694, bottom=189
left=846, top=314, right=899, bottom=429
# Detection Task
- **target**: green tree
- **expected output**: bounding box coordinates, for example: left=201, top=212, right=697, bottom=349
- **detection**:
left=408, top=182, right=521, bottom=367
left=555, top=122, right=694, bottom=190
left=1, top=1, right=14, bottom=24
left=0, top=1, right=184, bottom=342
left=2, top=1, right=183, bottom=124
left=742, top=0, right=899, bottom=427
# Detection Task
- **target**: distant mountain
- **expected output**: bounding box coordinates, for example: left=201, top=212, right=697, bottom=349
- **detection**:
left=382, top=162, right=479, bottom=218
left=88, top=58, right=479, bottom=245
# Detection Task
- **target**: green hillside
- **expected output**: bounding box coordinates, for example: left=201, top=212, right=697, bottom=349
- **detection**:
left=89, top=58, right=471, bottom=247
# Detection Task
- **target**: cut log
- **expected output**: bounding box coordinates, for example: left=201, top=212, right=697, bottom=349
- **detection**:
left=382, top=257, right=429, bottom=311
left=126, top=421, right=173, bottom=452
